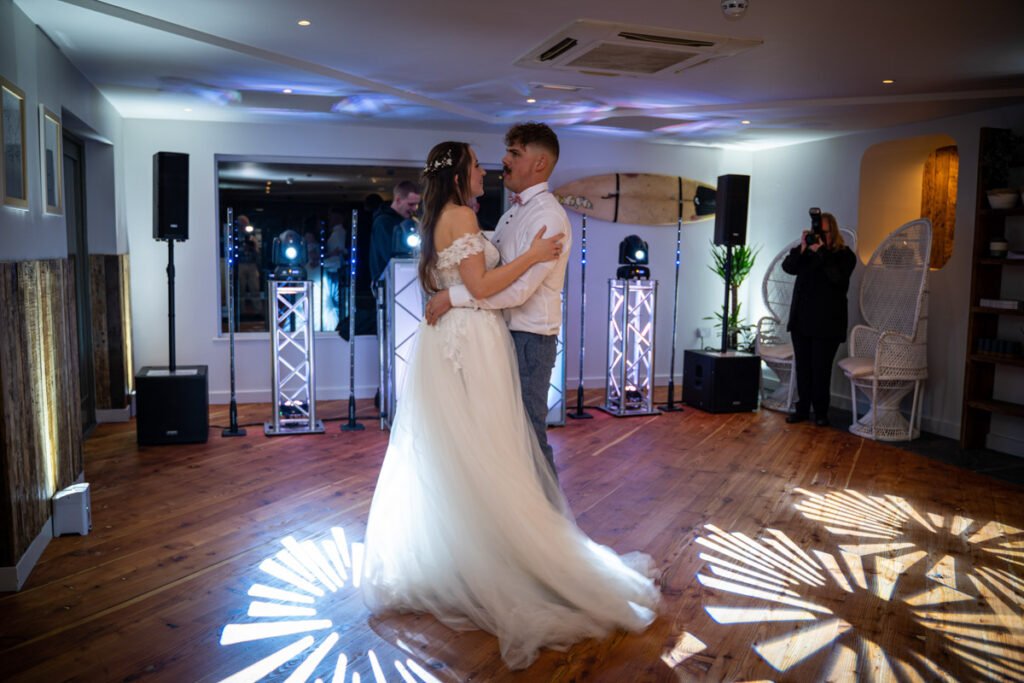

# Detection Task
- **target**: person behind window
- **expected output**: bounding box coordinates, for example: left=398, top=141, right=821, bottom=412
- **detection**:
left=369, top=181, right=421, bottom=285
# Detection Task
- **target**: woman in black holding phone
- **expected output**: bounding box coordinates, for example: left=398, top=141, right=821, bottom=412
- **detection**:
left=782, top=210, right=857, bottom=426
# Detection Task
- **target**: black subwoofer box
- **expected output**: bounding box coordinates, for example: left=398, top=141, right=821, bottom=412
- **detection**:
left=136, top=365, right=209, bottom=445
left=683, top=350, right=760, bottom=413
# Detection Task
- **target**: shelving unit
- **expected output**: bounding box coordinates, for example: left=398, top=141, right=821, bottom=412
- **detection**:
left=960, top=127, right=1024, bottom=450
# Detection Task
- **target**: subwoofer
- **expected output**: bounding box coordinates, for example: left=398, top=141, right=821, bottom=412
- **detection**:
left=136, top=365, right=209, bottom=444
left=683, top=350, right=760, bottom=413
left=713, top=174, right=750, bottom=246
left=153, top=151, right=189, bottom=241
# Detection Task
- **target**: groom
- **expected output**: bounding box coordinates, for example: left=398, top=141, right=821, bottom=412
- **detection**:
left=425, top=122, right=572, bottom=480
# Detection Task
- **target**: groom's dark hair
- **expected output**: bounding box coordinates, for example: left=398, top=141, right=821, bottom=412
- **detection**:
left=506, top=122, right=559, bottom=162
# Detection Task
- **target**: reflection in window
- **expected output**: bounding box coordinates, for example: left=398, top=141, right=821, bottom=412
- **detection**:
left=217, top=159, right=505, bottom=336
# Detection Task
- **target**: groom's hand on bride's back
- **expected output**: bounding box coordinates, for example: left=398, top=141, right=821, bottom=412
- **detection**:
left=425, top=290, right=452, bottom=325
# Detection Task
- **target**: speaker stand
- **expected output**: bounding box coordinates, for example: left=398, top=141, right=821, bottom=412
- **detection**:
left=222, top=210, right=245, bottom=437
left=720, top=243, right=733, bottom=354
left=166, top=238, right=176, bottom=372
left=569, top=216, right=592, bottom=419
left=342, top=208, right=365, bottom=431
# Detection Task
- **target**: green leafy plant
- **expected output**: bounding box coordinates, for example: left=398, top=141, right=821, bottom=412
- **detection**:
left=704, top=241, right=760, bottom=351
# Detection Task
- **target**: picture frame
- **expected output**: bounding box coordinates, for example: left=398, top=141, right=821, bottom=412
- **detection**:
left=39, top=106, right=63, bottom=214
left=1, top=75, right=28, bottom=209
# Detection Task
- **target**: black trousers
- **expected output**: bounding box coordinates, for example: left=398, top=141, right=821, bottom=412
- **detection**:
left=791, top=333, right=842, bottom=418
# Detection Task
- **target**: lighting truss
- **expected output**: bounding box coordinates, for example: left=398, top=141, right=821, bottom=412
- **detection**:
left=546, top=293, right=568, bottom=426
left=602, top=278, right=659, bottom=416
left=265, top=280, right=325, bottom=435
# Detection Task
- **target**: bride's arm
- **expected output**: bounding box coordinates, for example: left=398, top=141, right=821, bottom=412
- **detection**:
left=450, top=209, right=561, bottom=301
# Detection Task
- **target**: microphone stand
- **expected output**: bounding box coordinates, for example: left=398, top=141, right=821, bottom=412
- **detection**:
left=342, top=208, right=365, bottom=431
left=568, top=216, right=592, bottom=419
left=222, top=208, right=246, bottom=436
left=661, top=215, right=684, bottom=412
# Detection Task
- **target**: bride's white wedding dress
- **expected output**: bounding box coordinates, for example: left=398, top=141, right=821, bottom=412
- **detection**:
left=362, top=232, right=659, bottom=670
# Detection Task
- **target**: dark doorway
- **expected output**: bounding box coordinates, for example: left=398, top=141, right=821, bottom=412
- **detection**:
left=63, top=132, right=96, bottom=433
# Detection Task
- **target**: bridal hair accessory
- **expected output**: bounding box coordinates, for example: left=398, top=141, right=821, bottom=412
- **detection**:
left=423, top=148, right=454, bottom=176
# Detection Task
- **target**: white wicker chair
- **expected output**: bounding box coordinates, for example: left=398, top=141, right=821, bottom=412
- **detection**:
left=838, top=218, right=931, bottom=441
left=756, top=229, right=856, bottom=412
left=755, top=240, right=799, bottom=411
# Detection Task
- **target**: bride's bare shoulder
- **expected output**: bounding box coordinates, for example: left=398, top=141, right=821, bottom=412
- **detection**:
left=435, top=205, right=481, bottom=252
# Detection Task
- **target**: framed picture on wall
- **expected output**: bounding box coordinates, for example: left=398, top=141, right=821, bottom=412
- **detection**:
left=1, top=76, right=28, bottom=209
left=39, top=106, right=63, bottom=214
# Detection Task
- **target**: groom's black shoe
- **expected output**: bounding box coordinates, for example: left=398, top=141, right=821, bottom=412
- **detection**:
left=785, top=413, right=809, bottom=424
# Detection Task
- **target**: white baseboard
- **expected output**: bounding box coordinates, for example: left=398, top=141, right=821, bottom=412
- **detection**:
left=0, top=520, right=53, bottom=592
left=986, top=433, right=1024, bottom=458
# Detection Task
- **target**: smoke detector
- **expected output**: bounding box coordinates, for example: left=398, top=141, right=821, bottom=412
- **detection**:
left=721, top=0, right=749, bottom=19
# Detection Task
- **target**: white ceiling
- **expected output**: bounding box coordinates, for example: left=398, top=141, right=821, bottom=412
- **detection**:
left=17, top=0, right=1024, bottom=149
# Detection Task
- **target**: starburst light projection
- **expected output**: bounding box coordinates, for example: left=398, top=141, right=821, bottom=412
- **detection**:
left=217, top=527, right=442, bottom=683
left=696, top=488, right=1024, bottom=680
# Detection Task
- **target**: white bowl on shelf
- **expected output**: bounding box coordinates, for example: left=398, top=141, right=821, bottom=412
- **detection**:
left=987, top=189, right=1018, bottom=209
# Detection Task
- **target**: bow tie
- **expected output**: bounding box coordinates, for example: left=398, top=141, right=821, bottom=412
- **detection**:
left=510, top=193, right=523, bottom=206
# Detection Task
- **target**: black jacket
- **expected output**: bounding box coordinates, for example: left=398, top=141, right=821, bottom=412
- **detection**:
left=369, top=205, right=405, bottom=284
left=782, top=245, right=856, bottom=340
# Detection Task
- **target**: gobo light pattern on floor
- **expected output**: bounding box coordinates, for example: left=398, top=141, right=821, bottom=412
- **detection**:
left=697, top=488, right=1024, bottom=680
left=218, top=527, right=442, bottom=683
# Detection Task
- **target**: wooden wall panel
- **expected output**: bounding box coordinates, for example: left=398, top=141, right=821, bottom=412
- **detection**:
left=0, top=262, right=37, bottom=567
left=0, top=260, right=83, bottom=568
left=89, top=254, right=130, bottom=410
left=921, top=145, right=959, bottom=269
left=55, top=260, right=83, bottom=484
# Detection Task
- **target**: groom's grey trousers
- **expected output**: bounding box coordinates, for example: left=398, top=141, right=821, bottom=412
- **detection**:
left=511, top=330, right=559, bottom=480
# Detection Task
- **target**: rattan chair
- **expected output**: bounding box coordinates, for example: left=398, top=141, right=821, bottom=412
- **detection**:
left=755, top=240, right=799, bottom=411
left=756, top=229, right=856, bottom=412
left=838, top=218, right=931, bottom=441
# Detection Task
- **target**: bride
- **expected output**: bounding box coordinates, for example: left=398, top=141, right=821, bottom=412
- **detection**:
left=362, top=141, right=660, bottom=670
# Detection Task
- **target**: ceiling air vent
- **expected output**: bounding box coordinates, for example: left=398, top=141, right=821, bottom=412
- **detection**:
left=538, top=37, right=578, bottom=62
left=617, top=32, right=715, bottom=49
left=515, top=20, right=761, bottom=78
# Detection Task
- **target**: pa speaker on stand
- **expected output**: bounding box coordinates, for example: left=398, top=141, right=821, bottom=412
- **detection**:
left=153, top=151, right=189, bottom=241
left=713, top=174, right=750, bottom=247
left=137, top=151, right=210, bottom=445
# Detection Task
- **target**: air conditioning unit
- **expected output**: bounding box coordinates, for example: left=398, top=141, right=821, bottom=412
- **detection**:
left=514, top=20, right=762, bottom=78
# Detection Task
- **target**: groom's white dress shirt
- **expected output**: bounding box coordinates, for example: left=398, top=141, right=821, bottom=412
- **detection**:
left=448, top=182, right=571, bottom=336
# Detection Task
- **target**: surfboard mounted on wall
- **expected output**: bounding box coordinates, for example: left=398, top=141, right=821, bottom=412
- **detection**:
left=553, top=173, right=717, bottom=226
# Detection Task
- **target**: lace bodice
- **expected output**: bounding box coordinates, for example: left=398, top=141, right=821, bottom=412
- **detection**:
left=434, top=232, right=500, bottom=288
left=430, top=232, right=503, bottom=373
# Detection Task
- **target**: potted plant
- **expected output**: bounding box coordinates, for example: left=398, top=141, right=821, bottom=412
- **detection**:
left=705, top=241, right=760, bottom=351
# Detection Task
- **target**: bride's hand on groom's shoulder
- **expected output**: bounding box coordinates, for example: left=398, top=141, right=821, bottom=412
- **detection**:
left=529, top=225, right=564, bottom=263
left=425, top=290, right=452, bottom=325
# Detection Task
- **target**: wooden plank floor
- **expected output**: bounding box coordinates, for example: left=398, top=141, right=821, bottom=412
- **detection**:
left=2, top=393, right=1023, bottom=682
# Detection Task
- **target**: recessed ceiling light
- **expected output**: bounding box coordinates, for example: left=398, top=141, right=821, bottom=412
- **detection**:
left=526, top=98, right=537, bottom=104
left=282, top=88, right=293, bottom=94
left=882, top=79, right=894, bottom=84
left=184, top=107, right=192, bottom=112
left=297, top=19, right=311, bottom=27
left=741, top=120, right=751, bottom=125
